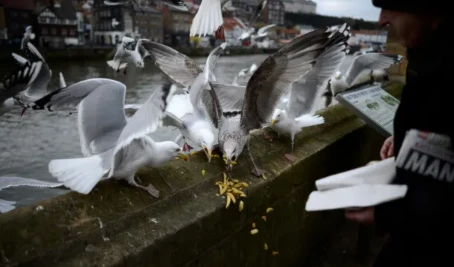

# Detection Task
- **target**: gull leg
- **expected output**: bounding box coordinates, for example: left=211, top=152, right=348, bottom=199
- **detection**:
left=247, top=140, right=264, bottom=177
left=285, top=134, right=296, bottom=163
left=126, top=175, right=160, bottom=198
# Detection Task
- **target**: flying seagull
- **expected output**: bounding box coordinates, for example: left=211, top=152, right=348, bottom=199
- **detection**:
left=270, top=38, right=350, bottom=152
left=209, top=23, right=351, bottom=176
left=190, top=0, right=225, bottom=41
left=107, top=37, right=150, bottom=74
left=0, top=54, right=43, bottom=115
left=328, top=52, right=404, bottom=97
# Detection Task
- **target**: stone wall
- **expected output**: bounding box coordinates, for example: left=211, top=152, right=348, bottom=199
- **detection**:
left=0, top=83, right=403, bottom=267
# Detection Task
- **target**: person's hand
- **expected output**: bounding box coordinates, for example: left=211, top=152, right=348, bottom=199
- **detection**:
left=345, top=207, right=375, bottom=224
left=380, top=135, right=394, bottom=159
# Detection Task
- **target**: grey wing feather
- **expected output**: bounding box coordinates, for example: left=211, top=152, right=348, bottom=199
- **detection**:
left=240, top=24, right=350, bottom=131
left=109, top=84, right=176, bottom=176
left=30, top=79, right=128, bottom=156
left=162, top=110, right=186, bottom=129
left=141, top=41, right=202, bottom=87
left=210, top=82, right=246, bottom=111
left=24, top=60, right=51, bottom=100
left=0, top=61, right=42, bottom=103
left=0, top=199, right=16, bottom=213
left=286, top=43, right=347, bottom=118
left=0, top=176, right=63, bottom=190
left=11, top=53, right=29, bottom=66
left=136, top=39, right=150, bottom=58
left=345, top=53, right=403, bottom=86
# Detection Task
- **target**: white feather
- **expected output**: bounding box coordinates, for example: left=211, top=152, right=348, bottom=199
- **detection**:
left=190, top=0, right=223, bottom=37
left=48, top=152, right=109, bottom=194
left=295, top=114, right=325, bottom=128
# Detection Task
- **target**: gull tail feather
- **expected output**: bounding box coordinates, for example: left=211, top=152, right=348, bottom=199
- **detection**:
left=190, top=0, right=223, bottom=37
left=295, top=114, right=325, bottom=128
left=107, top=60, right=127, bottom=70
left=48, top=153, right=108, bottom=195
left=0, top=199, right=16, bottom=213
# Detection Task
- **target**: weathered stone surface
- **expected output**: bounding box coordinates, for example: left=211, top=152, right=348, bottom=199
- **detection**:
left=0, top=83, right=403, bottom=267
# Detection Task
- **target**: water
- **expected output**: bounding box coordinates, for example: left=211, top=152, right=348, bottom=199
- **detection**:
left=0, top=54, right=353, bottom=209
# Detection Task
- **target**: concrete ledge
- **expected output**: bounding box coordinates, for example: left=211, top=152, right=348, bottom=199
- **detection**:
left=0, top=83, right=403, bottom=267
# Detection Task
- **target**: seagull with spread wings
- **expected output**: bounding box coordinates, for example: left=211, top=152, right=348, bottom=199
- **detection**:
left=270, top=38, right=350, bottom=152
left=208, top=23, right=351, bottom=176
left=107, top=37, right=150, bottom=75
left=329, top=52, right=404, bottom=96
left=41, top=80, right=188, bottom=197
left=161, top=43, right=226, bottom=162
left=10, top=42, right=52, bottom=113
left=141, top=41, right=223, bottom=156
left=0, top=51, right=43, bottom=116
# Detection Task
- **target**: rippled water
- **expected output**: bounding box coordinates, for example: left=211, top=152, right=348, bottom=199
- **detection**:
left=0, top=53, right=353, bottom=209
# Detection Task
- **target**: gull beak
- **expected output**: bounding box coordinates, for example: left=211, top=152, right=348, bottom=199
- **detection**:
left=202, top=146, right=212, bottom=162
left=176, top=153, right=189, bottom=161
left=271, top=119, right=277, bottom=125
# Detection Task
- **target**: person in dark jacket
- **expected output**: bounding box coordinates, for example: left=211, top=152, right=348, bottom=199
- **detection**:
left=345, top=1, right=453, bottom=266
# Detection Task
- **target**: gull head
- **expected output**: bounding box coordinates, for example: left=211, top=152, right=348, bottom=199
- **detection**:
left=200, top=130, right=215, bottom=162
left=271, top=109, right=286, bottom=126
left=334, top=71, right=342, bottom=80
left=136, top=59, right=144, bottom=68
left=222, top=138, right=243, bottom=170
left=155, top=141, right=188, bottom=165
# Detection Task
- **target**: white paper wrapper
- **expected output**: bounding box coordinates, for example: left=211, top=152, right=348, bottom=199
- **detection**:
left=305, top=184, right=407, bottom=211
left=315, top=157, right=396, bottom=191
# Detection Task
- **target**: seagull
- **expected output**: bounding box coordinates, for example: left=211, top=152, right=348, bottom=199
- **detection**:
left=20, top=25, right=35, bottom=51
left=161, top=43, right=226, bottom=162
left=0, top=176, right=63, bottom=213
left=111, top=18, right=120, bottom=28
left=12, top=42, right=52, bottom=105
left=269, top=40, right=349, bottom=151
left=209, top=23, right=351, bottom=175
left=236, top=0, right=268, bottom=41
left=253, top=24, right=276, bottom=40
left=328, top=52, right=404, bottom=96
left=232, top=63, right=258, bottom=86
left=140, top=41, right=221, bottom=137
left=104, top=0, right=187, bottom=11
left=45, top=80, right=188, bottom=197
left=0, top=56, right=42, bottom=115
left=190, top=0, right=224, bottom=41
left=107, top=37, right=150, bottom=75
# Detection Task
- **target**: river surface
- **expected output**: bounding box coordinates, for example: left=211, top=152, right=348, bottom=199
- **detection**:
left=0, top=53, right=353, bottom=209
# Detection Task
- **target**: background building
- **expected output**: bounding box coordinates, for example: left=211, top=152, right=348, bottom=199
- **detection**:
left=282, top=0, right=316, bottom=14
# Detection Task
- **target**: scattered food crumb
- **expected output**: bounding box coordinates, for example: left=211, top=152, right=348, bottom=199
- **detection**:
left=193, top=194, right=197, bottom=198
left=266, top=207, right=274, bottom=213
left=239, top=201, right=244, bottom=212
left=261, top=173, right=267, bottom=180
left=250, top=229, right=259, bottom=235
left=264, top=243, right=268, bottom=250
left=150, top=218, right=158, bottom=224
left=272, top=251, right=279, bottom=256
left=216, top=172, right=248, bottom=209
left=35, top=206, right=44, bottom=211
left=261, top=215, right=267, bottom=221
left=201, top=170, right=206, bottom=176
left=252, top=222, right=256, bottom=228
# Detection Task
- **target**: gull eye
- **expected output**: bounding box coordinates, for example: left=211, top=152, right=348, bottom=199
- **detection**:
left=175, top=148, right=180, bottom=152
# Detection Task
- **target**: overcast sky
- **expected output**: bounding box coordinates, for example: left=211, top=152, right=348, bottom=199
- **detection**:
left=312, top=0, right=381, bottom=21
